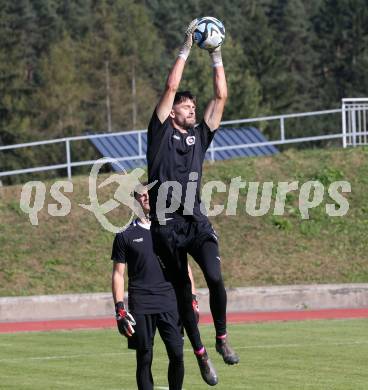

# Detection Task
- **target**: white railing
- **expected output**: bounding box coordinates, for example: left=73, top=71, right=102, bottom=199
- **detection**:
left=0, top=100, right=365, bottom=181
left=0, top=129, right=147, bottom=179
left=342, top=98, right=368, bottom=148
left=207, top=108, right=342, bottom=161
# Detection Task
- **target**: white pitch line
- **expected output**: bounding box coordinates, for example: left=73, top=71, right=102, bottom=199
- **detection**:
left=232, top=340, right=368, bottom=350
left=156, top=387, right=186, bottom=390
left=0, top=350, right=134, bottom=363
left=1, top=340, right=368, bottom=363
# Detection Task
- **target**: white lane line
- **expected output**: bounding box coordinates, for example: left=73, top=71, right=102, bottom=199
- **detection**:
left=1, top=340, right=368, bottom=363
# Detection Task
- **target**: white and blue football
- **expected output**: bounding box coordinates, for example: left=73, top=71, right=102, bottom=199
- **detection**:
left=193, top=17, right=225, bottom=50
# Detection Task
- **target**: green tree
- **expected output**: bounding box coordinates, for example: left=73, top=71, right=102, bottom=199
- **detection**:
left=267, top=0, right=317, bottom=112
left=114, top=0, right=167, bottom=129
left=238, top=1, right=285, bottom=113
left=0, top=0, right=64, bottom=182
left=78, top=0, right=121, bottom=133
left=55, top=0, right=93, bottom=39
left=140, top=0, right=202, bottom=52
left=79, top=0, right=166, bottom=133
left=33, top=33, right=89, bottom=138
left=0, top=0, right=62, bottom=142
left=0, top=0, right=37, bottom=142
left=313, top=0, right=368, bottom=104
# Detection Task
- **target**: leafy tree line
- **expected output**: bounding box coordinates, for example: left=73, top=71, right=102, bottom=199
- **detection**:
left=1, top=0, right=368, bottom=182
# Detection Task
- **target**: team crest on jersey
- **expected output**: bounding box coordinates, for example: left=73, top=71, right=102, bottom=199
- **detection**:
left=186, top=136, right=195, bottom=146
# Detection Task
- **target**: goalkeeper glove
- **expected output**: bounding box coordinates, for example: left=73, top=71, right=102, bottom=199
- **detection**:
left=178, top=18, right=199, bottom=61
left=115, top=301, right=136, bottom=337
left=208, top=46, right=223, bottom=67
left=192, top=294, right=200, bottom=324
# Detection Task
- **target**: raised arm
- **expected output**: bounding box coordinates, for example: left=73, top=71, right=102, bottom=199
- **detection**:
left=204, top=50, right=228, bottom=131
left=156, top=19, right=198, bottom=123
left=156, top=58, right=186, bottom=123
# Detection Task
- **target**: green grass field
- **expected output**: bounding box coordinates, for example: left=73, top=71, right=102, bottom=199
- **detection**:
left=1, top=319, right=368, bottom=389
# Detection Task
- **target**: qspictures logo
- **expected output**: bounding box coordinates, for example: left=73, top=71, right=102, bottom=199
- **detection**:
left=18, top=157, right=351, bottom=233
left=19, top=158, right=154, bottom=233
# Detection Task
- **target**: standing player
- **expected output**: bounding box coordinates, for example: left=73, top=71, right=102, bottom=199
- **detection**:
left=112, top=184, right=198, bottom=390
left=147, top=19, right=239, bottom=386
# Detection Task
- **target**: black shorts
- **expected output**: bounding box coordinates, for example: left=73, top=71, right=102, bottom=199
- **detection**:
left=152, top=219, right=218, bottom=254
left=128, top=310, right=183, bottom=351
left=151, top=219, right=219, bottom=276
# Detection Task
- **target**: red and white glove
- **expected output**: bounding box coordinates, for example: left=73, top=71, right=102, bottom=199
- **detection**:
left=115, top=301, right=136, bottom=337
left=192, top=294, right=200, bottom=324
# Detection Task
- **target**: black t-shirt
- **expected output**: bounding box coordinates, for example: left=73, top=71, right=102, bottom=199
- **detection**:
left=111, top=219, right=177, bottom=314
left=147, top=110, right=216, bottom=222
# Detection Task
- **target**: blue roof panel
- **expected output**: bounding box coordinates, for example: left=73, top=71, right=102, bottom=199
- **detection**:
left=89, top=127, right=278, bottom=171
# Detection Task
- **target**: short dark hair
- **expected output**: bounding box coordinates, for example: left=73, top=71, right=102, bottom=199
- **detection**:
left=133, top=181, right=148, bottom=199
left=173, top=91, right=196, bottom=106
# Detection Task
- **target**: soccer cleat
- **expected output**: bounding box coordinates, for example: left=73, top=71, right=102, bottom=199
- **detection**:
left=195, top=349, right=218, bottom=386
left=215, top=337, right=239, bottom=365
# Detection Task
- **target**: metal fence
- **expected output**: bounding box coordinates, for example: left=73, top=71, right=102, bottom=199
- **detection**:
left=0, top=98, right=367, bottom=181
left=342, top=98, right=368, bottom=147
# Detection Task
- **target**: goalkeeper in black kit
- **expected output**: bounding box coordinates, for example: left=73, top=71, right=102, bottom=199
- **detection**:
left=147, top=19, right=239, bottom=386
left=111, top=184, right=199, bottom=390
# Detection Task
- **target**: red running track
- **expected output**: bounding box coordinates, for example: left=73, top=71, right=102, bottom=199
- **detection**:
left=1, top=308, right=368, bottom=333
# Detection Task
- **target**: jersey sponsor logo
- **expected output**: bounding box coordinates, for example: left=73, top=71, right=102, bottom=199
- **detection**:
left=186, top=136, right=195, bottom=146
left=173, top=134, right=181, bottom=141
left=133, top=237, right=144, bottom=243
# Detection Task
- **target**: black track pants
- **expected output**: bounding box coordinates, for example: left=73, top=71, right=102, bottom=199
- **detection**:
left=151, top=220, right=227, bottom=350
left=136, top=345, right=183, bottom=390
left=189, top=240, right=227, bottom=336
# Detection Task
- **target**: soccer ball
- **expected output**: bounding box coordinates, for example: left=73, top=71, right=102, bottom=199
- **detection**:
left=193, top=17, right=225, bottom=51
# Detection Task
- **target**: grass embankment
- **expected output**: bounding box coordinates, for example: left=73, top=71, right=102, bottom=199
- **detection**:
left=1, top=147, right=368, bottom=296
